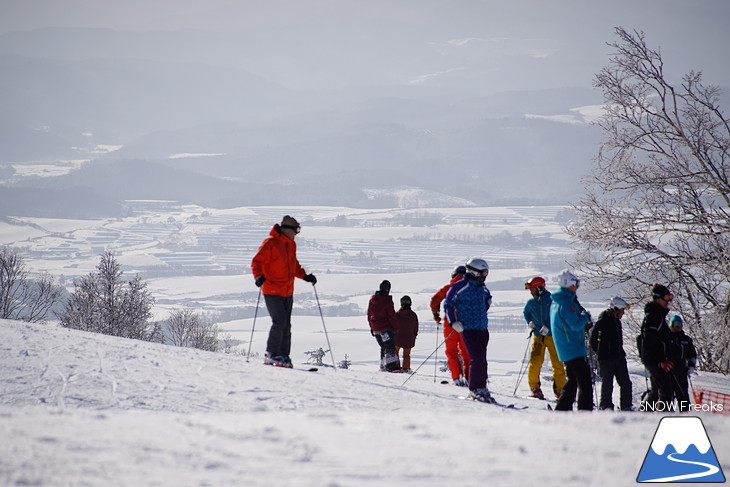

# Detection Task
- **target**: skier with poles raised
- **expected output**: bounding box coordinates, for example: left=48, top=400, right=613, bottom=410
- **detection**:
left=522, top=276, right=566, bottom=400
left=443, top=258, right=493, bottom=402
left=589, top=297, right=633, bottom=411
left=250, top=215, right=317, bottom=368
left=430, top=265, right=471, bottom=386
left=550, top=269, right=594, bottom=411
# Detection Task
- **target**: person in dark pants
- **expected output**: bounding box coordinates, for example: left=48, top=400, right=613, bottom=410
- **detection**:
left=251, top=215, right=317, bottom=368
left=444, top=257, right=493, bottom=402
left=550, top=269, right=593, bottom=411
left=590, top=297, right=633, bottom=411
left=368, top=280, right=402, bottom=372
left=638, top=283, right=674, bottom=410
left=667, top=314, right=697, bottom=411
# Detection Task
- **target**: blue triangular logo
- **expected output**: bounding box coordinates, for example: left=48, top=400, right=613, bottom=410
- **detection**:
left=637, top=416, right=726, bottom=483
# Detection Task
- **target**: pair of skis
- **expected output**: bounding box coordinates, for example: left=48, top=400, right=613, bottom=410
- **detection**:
left=264, top=362, right=319, bottom=372
left=457, top=394, right=528, bottom=410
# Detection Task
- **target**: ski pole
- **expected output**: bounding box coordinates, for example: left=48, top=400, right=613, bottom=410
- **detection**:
left=246, top=287, right=262, bottom=363
left=313, top=284, right=337, bottom=370
left=512, top=333, right=532, bottom=396
left=434, top=322, right=439, bottom=383
left=402, top=329, right=455, bottom=387
left=585, top=334, right=599, bottom=408
left=670, top=370, right=692, bottom=409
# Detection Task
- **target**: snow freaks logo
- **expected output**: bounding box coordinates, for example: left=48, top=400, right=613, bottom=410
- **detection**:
left=637, top=417, right=726, bottom=483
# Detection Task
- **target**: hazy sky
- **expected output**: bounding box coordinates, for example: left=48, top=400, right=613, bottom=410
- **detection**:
left=2, top=0, right=729, bottom=209
left=2, top=0, right=729, bottom=92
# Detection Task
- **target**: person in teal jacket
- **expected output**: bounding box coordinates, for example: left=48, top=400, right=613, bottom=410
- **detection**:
left=550, top=269, right=593, bottom=411
left=523, top=277, right=566, bottom=400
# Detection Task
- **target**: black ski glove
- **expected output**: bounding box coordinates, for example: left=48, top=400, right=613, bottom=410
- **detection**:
left=304, top=273, right=317, bottom=285
left=255, top=275, right=266, bottom=287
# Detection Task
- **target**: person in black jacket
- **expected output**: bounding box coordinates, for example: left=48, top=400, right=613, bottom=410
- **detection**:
left=590, top=297, right=633, bottom=411
left=667, top=314, right=698, bottom=411
left=638, top=283, right=675, bottom=410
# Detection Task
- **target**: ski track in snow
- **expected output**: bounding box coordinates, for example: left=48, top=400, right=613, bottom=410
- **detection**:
left=1, top=319, right=729, bottom=487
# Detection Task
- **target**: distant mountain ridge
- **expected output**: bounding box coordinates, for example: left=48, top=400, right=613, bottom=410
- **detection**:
left=2, top=1, right=728, bottom=215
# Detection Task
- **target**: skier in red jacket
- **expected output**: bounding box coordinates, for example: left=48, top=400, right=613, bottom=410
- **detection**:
left=367, top=280, right=402, bottom=372
left=251, top=215, right=316, bottom=368
left=430, top=265, right=471, bottom=386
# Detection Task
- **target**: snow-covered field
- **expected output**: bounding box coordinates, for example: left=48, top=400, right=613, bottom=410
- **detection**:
left=2, top=204, right=728, bottom=485
left=2, top=318, right=728, bottom=487
left=1, top=203, right=578, bottom=325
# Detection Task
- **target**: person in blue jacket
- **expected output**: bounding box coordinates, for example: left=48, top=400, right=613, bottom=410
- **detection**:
left=523, top=276, right=566, bottom=400
left=444, top=257, right=494, bottom=403
left=550, top=269, right=593, bottom=411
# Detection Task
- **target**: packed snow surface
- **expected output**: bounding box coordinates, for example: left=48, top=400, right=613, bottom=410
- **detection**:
left=1, top=319, right=728, bottom=487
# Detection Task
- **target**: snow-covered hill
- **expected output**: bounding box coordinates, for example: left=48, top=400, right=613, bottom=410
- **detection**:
left=2, top=319, right=728, bottom=486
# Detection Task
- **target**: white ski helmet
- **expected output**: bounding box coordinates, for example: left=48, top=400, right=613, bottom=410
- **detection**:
left=609, top=296, right=629, bottom=310
left=465, top=257, right=489, bottom=278
left=556, top=269, right=579, bottom=288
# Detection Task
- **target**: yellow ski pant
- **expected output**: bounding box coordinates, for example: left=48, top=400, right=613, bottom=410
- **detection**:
left=528, top=335, right=566, bottom=394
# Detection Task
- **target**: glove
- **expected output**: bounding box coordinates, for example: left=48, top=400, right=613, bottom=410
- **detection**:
left=660, top=360, right=674, bottom=372
left=539, top=325, right=550, bottom=336
left=451, top=321, right=464, bottom=333
left=381, top=331, right=390, bottom=342
left=433, top=312, right=442, bottom=324
left=255, top=275, right=266, bottom=287
left=303, top=273, right=317, bottom=285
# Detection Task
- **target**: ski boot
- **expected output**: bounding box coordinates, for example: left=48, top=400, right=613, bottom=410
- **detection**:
left=469, top=388, right=496, bottom=403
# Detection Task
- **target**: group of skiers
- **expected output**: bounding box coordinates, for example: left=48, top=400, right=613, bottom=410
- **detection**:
left=366, top=279, right=419, bottom=372
left=251, top=216, right=698, bottom=411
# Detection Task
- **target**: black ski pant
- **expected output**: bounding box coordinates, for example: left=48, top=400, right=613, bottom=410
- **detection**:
left=671, top=366, right=692, bottom=412
left=462, top=329, right=490, bottom=392
left=556, top=356, right=593, bottom=411
left=375, top=332, right=400, bottom=371
left=598, top=357, right=633, bottom=410
left=644, top=365, right=674, bottom=410
left=264, top=294, right=294, bottom=358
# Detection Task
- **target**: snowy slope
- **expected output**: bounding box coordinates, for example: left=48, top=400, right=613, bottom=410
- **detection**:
left=1, top=319, right=728, bottom=487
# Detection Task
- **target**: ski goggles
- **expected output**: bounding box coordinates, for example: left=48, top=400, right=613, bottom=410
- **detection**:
left=281, top=224, right=301, bottom=234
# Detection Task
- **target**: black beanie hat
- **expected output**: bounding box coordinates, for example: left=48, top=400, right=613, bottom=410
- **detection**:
left=651, top=283, right=671, bottom=299
left=400, top=295, right=412, bottom=307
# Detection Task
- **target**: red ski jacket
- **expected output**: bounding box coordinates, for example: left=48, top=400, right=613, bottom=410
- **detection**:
left=367, top=293, right=399, bottom=334
left=430, top=275, right=463, bottom=326
left=395, top=307, right=419, bottom=348
left=250, top=224, right=306, bottom=297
